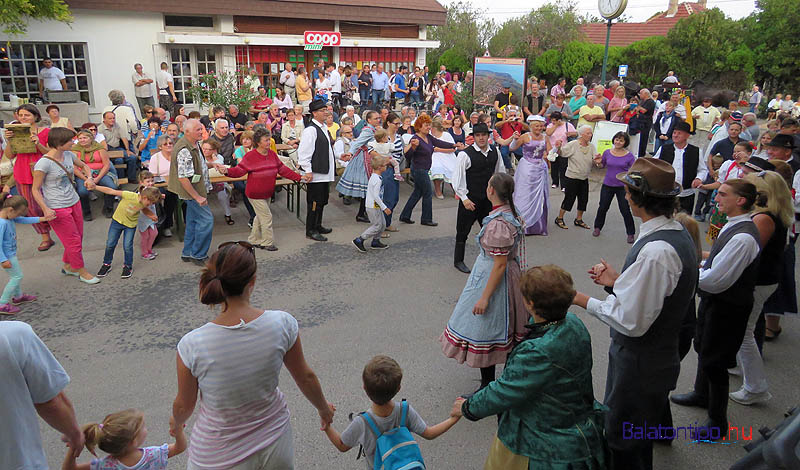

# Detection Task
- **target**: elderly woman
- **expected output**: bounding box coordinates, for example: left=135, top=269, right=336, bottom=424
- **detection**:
left=201, top=139, right=235, bottom=226
left=103, top=89, right=138, bottom=143
left=452, top=264, right=606, bottom=470
left=554, top=125, right=597, bottom=230
left=398, top=114, right=462, bottom=225
left=4, top=104, right=56, bottom=251
left=72, top=129, right=117, bottom=221
left=226, top=128, right=306, bottom=250
left=148, top=135, right=177, bottom=237
left=46, top=104, right=71, bottom=129
left=32, top=127, right=99, bottom=284
left=510, top=115, right=550, bottom=235
left=172, top=242, right=334, bottom=469
left=568, top=87, right=586, bottom=124
left=209, top=118, right=236, bottom=165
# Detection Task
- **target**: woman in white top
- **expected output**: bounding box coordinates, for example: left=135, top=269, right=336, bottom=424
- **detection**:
left=172, top=242, right=334, bottom=470
left=428, top=118, right=457, bottom=199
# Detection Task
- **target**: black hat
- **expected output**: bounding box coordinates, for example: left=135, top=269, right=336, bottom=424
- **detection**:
left=673, top=120, right=692, bottom=134
left=743, top=157, right=776, bottom=172
left=766, top=134, right=796, bottom=149
left=617, top=157, right=681, bottom=197
left=470, top=122, right=490, bottom=136
left=309, top=100, right=327, bottom=112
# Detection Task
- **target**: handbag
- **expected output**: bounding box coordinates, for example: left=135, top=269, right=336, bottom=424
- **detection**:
left=43, top=155, right=78, bottom=191
left=0, top=155, right=15, bottom=177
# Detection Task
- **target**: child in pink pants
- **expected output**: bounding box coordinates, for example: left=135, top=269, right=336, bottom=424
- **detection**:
left=137, top=171, right=159, bottom=260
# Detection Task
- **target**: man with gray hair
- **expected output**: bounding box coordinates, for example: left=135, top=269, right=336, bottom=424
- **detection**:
left=569, top=77, right=587, bottom=98
left=131, top=63, right=155, bottom=116
left=103, top=89, right=139, bottom=142
left=209, top=119, right=235, bottom=165
left=740, top=112, right=760, bottom=142
left=280, top=62, right=296, bottom=102
left=168, top=119, right=220, bottom=264
left=227, top=104, right=248, bottom=131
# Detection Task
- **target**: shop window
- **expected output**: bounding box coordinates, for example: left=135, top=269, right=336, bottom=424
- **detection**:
left=0, top=42, right=91, bottom=104
left=169, top=46, right=220, bottom=105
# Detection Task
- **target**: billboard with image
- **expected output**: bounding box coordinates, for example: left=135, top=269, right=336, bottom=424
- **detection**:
left=472, top=57, right=527, bottom=106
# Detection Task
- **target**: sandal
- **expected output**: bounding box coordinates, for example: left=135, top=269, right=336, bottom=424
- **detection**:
left=574, top=219, right=591, bottom=229
left=225, top=216, right=235, bottom=225
left=555, top=217, right=568, bottom=230
left=765, top=327, right=782, bottom=341
left=38, top=240, right=55, bottom=252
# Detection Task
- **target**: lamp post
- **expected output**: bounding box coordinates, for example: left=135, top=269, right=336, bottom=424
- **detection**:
left=601, top=19, right=612, bottom=85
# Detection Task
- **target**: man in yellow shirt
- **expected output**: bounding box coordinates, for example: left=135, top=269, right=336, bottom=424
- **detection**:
left=578, top=94, right=605, bottom=130
left=691, top=97, right=721, bottom=153
left=296, top=67, right=313, bottom=115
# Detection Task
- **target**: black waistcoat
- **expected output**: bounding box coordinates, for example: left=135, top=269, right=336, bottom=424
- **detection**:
left=308, top=120, right=333, bottom=174
left=464, top=145, right=499, bottom=201
left=659, top=144, right=700, bottom=189
left=701, top=220, right=761, bottom=303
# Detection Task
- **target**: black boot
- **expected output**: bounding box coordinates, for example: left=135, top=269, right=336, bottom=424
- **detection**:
left=356, top=198, right=369, bottom=223
left=454, top=242, right=470, bottom=273
left=316, top=204, right=332, bottom=234
left=671, top=364, right=710, bottom=408
left=306, top=203, right=326, bottom=241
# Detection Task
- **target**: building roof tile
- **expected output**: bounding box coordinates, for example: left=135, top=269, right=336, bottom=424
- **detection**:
left=581, top=2, right=706, bottom=47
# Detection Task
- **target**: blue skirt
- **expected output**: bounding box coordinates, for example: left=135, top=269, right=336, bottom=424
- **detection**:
left=336, top=150, right=369, bottom=197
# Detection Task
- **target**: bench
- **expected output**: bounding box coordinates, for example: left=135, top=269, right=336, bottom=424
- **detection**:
left=107, top=150, right=131, bottom=185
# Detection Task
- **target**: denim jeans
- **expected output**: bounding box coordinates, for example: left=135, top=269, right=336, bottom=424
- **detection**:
left=371, top=90, right=384, bottom=110
left=400, top=167, right=433, bottom=223
left=499, top=145, right=523, bottom=170
left=103, top=219, right=136, bottom=267
left=108, top=146, right=139, bottom=182
left=409, top=93, right=423, bottom=108
left=233, top=180, right=256, bottom=221
left=381, top=165, right=400, bottom=226
left=183, top=199, right=214, bottom=259
left=653, top=137, right=672, bottom=154
left=76, top=173, right=117, bottom=214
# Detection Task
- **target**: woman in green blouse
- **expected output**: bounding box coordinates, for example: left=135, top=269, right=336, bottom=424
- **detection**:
left=452, top=264, right=607, bottom=470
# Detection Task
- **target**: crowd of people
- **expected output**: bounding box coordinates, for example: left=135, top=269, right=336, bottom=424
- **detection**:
left=1, top=64, right=799, bottom=470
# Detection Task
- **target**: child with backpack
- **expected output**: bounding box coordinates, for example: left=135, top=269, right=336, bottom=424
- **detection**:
left=323, top=355, right=461, bottom=469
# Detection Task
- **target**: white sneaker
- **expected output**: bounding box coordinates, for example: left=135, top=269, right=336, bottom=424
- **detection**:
left=728, top=366, right=742, bottom=376
left=729, top=388, right=772, bottom=405
left=163, top=228, right=173, bottom=237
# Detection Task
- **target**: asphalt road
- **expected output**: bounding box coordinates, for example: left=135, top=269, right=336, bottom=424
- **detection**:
left=9, top=174, right=798, bottom=470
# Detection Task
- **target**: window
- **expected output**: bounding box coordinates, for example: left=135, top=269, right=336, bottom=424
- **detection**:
left=169, top=46, right=220, bottom=105
left=0, top=42, right=91, bottom=104
left=165, top=15, right=214, bottom=28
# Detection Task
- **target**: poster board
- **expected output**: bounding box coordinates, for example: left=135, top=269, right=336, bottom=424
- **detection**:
left=591, top=121, right=630, bottom=155
left=472, top=57, right=526, bottom=106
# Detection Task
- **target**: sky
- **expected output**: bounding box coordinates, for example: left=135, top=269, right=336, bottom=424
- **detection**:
left=441, top=0, right=757, bottom=23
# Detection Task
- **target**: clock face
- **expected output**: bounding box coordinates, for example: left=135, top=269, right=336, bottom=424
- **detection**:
left=599, top=0, right=626, bottom=19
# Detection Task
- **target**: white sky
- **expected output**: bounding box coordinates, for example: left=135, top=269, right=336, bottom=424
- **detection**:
left=441, top=0, right=757, bottom=23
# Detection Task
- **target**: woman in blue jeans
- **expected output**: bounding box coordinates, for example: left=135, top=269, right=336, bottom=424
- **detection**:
left=72, top=130, right=117, bottom=220
left=381, top=113, right=412, bottom=231
left=399, top=114, right=461, bottom=226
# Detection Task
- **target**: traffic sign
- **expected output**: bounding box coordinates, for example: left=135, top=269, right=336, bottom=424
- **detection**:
left=618, top=64, right=628, bottom=78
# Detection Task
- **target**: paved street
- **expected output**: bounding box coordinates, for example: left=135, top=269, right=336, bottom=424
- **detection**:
left=12, top=173, right=798, bottom=469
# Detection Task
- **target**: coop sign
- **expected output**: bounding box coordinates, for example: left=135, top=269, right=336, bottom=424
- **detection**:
left=304, top=31, right=340, bottom=50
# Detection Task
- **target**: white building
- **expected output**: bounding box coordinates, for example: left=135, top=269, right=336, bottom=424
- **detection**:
left=0, top=0, right=445, bottom=121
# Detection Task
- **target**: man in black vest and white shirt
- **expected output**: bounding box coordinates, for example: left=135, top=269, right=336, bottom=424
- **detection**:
left=298, top=100, right=336, bottom=241
left=671, top=179, right=761, bottom=440
left=450, top=123, right=505, bottom=273
left=573, top=158, right=698, bottom=470
left=654, top=120, right=707, bottom=214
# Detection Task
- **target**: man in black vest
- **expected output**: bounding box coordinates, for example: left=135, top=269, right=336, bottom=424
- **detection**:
left=671, top=180, right=761, bottom=439
left=573, top=158, right=698, bottom=470
left=654, top=120, right=707, bottom=214
left=298, top=100, right=336, bottom=241
left=450, top=123, right=505, bottom=273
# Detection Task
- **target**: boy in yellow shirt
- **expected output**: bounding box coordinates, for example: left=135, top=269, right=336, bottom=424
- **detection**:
left=87, top=181, right=161, bottom=278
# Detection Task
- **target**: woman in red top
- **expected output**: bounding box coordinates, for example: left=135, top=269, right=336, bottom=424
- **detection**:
left=443, top=81, right=456, bottom=107
left=226, top=128, right=307, bottom=251
left=3, top=104, right=55, bottom=251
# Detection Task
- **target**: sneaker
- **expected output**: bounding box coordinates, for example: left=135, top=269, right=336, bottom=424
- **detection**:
left=142, top=253, right=157, bottom=260
left=192, top=257, right=209, bottom=267
left=728, top=366, right=742, bottom=376
left=11, top=294, right=37, bottom=305
left=371, top=240, right=389, bottom=250
left=352, top=237, right=367, bottom=253
left=121, top=266, right=133, bottom=279
left=0, top=303, right=21, bottom=315
left=163, top=228, right=173, bottom=238
left=551, top=184, right=557, bottom=189
left=97, top=264, right=112, bottom=277
left=729, top=388, right=772, bottom=405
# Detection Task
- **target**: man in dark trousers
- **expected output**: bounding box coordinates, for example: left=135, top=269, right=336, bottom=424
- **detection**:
left=450, top=123, right=506, bottom=273
left=298, top=100, right=336, bottom=241
left=654, top=120, right=708, bottom=213
left=572, top=158, right=698, bottom=470
left=634, top=88, right=657, bottom=158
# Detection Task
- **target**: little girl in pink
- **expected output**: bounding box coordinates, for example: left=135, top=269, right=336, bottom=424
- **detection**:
left=137, top=171, right=159, bottom=260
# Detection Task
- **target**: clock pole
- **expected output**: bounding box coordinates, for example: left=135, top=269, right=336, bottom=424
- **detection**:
left=601, top=18, right=612, bottom=84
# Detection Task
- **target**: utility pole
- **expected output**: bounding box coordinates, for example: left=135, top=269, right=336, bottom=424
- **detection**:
left=600, top=19, right=612, bottom=84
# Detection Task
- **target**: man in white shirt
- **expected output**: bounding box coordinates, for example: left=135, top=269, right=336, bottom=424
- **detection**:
left=573, top=158, right=698, bottom=468
left=38, top=57, right=67, bottom=95
left=450, top=122, right=505, bottom=273
left=657, top=91, right=687, bottom=119
left=279, top=62, right=296, bottom=103
left=654, top=120, right=707, bottom=213
left=298, top=100, right=337, bottom=241
left=327, top=63, right=342, bottom=113
left=131, top=63, right=155, bottom=116
left=156, top=61, right=178, bottom=115
left=671, top=180, right=761, bottom=440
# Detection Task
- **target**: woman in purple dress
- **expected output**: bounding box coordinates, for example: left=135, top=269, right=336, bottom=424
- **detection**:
left=592, top=131, right=637, bottom=243
left=510, top=115, right=550, bottom=235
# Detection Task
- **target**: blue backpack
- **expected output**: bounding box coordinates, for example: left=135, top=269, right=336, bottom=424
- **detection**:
left=360, top=399, right=426, bottom=470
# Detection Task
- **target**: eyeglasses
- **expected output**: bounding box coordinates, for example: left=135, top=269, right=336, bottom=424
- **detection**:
left=218, top=240, right=255, bottom=254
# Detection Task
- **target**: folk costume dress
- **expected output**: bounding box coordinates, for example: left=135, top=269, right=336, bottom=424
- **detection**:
left=336, top=123, right=375, bottom=198
left=514, top=137, right=550, bottom=235
left=440, top=205, right=528, bottom=368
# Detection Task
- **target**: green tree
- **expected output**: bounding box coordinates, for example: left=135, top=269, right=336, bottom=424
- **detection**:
left=0, top=0, right=72, bottom=35
left=532, top=49, right=562, bottom=82
left=437, top=49, right=472, bottom=76
left=426, top=1, right=494, bottom=76
left=620, top=36, right=674, bottom=87
left=743, top=0, right=800, bottom=92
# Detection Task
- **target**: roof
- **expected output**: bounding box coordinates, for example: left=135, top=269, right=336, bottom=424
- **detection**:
left=65, top=0, right=447, bottom=25
left=581, top=2, right=706, bottom=47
